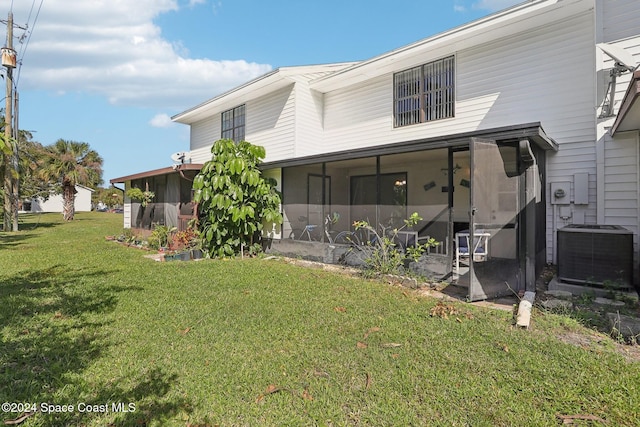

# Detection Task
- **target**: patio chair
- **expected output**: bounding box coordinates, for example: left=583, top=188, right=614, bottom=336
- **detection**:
left=455, top=230, right=491, bottom=275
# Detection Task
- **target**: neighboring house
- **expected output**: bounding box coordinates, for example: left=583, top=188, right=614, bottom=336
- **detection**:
left=119, top=0, right=640, bottom=300
left=30, top=184, right=94, bottom=213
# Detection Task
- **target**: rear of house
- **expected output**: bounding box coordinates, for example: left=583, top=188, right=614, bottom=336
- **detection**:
left=136, top=0, right=640, bottom=300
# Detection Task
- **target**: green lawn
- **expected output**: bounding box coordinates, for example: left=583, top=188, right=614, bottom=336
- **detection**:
left=1, top=212, right=639, bottom=426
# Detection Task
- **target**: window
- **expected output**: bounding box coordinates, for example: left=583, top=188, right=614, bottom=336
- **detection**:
left=394, top=56, right=455, bottom=127
left=221, top=104, right=245, bottom=142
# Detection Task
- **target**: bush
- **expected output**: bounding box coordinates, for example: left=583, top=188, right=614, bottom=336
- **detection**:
left=193, top=139, right=282, bottom=258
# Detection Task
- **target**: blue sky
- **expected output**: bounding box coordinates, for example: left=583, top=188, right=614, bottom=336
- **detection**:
left=3, top=0, right=522, bottom=184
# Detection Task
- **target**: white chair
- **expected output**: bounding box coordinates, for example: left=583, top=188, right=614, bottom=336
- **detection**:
left=455, top=231, right=491, bottom=275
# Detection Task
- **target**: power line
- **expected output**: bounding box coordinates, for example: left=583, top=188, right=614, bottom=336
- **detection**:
left=15, top=0, right=44, bottom=87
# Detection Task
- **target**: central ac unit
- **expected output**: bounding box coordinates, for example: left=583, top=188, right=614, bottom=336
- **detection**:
left=557, top=224, right=633, bottom=290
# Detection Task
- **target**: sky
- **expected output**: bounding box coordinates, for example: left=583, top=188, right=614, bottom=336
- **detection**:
left=2, top=0, right=523, bottom=185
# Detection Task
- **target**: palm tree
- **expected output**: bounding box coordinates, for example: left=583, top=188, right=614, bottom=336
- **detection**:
left=39, top=139, right=103, bottom=221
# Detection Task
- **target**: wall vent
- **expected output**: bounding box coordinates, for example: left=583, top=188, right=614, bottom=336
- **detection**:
left=557, top=224, right=633, bottom=290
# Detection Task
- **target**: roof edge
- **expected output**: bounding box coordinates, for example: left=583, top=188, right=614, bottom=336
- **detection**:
left=260, top=123, right=557, bottom=170
left=110, top=163, right=204, bottom=184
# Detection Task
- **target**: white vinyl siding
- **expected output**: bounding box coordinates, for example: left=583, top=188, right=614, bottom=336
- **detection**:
left=602, top=0, right=640, bottom=43
left=246, top=85, right=296, bottom=162
left=322, top=12, right=594, bottom=152
left=190, top=115, right=220, bottom=153
left=189, top=85, right=297, bottom=163
left=603, top=132, right=639, bottom=230
left=602, top=131, right=640, bottom=263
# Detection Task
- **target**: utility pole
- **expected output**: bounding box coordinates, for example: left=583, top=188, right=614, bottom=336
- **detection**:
left=2, top=11, right=17, bottom=231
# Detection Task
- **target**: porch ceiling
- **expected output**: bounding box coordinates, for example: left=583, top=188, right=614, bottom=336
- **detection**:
left=260, top=122, right=557, bottom=170
left=611, top=70, right=640, bottom=136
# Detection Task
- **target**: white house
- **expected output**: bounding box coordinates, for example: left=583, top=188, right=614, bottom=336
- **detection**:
left=113, top=0, right=640, bottom=300
left=30, top=184, right=95, bottom=213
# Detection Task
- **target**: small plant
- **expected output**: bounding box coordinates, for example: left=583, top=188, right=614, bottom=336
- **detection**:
left=119, top=228, right=135, bottom=243
left=148, top=224, right=177, bottom=250
left=351, top=212, right=438, bottom=275
left=576, top=291, right=596, bottom=305
left=170, top=227, right=200, bottom=252
left=126, top=187, right=155, bottom=207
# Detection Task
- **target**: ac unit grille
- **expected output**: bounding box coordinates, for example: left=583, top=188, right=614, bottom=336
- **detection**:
left=557, top=225, right=633, bottom=290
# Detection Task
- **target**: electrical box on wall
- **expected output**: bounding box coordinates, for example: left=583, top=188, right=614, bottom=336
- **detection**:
left=574, top=173, right=589, bottom=205
left=550, top=182, right=571, bottom=205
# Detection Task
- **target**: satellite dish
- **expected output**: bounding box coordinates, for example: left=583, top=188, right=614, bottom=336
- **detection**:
left=597, top=43, right=637, bottom=72
left=170, top=151, right=190, bottom=164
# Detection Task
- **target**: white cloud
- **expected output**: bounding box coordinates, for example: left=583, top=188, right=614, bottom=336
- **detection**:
left=11, top=0, right=271, bottom=111
left=149, top=113, right=175, bottom=128
left=454, top=4, right=467, bottom=13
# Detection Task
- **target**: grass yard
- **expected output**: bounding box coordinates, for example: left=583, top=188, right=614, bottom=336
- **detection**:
left=1, top=212, right=639, bottom=426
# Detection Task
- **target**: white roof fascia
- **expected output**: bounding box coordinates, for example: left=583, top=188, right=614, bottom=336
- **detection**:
left=75, top=184, right=95, bottom=192
left=172, top=63, right=357, bottom=124
left=310, top=0, right=593, bottom=92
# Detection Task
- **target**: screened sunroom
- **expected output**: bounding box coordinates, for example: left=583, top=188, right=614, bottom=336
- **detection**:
left=262, top=123, right=557, bottom=301
left=110, top=164, right=202, bottom=233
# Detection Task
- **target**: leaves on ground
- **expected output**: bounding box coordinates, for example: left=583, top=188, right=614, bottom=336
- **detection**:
left=334, top=306, right=346, bottom=312
left=313, top=369, right=330, bottom=379
left=429, top=302, right=474, bottom=321
left=255, top=384, right=313, bottom=404
left=556, top=414, right=608, bottom=424
left=255, top=384, right=285, bottom=403
left=496, top=342, right=509, bottom=353
left=356, top=341, right=368, bottom=349
left=363, top=326, right=381, bottom=340
left=430, top=302, right=459, bottom=319
left=381, top=343, right=402, bottom=348
left=302, top=388, right=313, bottom=401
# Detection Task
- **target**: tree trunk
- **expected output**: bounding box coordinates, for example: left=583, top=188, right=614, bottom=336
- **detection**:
left=62, top=183, right=77, bottom=221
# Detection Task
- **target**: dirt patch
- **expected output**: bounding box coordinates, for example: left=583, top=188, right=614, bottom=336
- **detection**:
left=555, top=330, right=640, bottom=362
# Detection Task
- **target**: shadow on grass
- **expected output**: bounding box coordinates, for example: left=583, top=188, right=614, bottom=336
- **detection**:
left=0, top=214, right=61, bottom=250
left=0, top=233, right=35, bottom=250
left=0, top=266, right=192, bottom=426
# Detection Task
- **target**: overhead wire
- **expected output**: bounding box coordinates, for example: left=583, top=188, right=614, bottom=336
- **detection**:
left=15, top=0, right=44, bottom=88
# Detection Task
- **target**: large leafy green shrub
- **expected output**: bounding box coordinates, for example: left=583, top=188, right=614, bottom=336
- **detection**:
left=193, top=139, right=282, bottom=257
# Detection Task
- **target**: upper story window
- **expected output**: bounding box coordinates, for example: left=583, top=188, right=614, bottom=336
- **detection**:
left=221, top=104, right=245, bottom=142
left=394, top=56, right=455, bottom=127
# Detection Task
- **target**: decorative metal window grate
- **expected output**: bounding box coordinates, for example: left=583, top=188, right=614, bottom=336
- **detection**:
left=394, top=56, right=455, bottom=127
left=221, top=104, right=245, bottom=142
